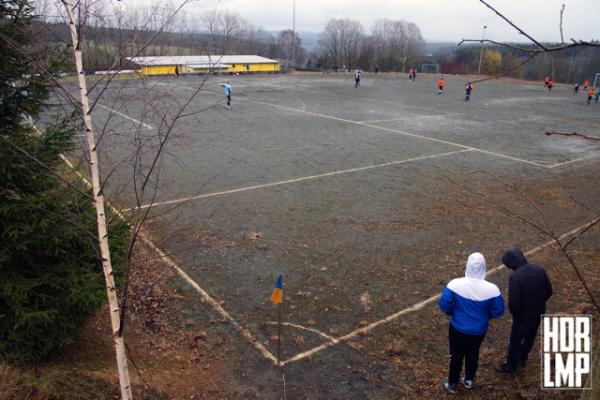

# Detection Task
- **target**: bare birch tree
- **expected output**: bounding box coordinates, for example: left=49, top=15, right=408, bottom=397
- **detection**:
left=60, top=1, right=133, bottom=397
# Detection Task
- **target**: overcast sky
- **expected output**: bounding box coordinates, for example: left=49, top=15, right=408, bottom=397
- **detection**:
left=189, top=0, right=599, bottom=43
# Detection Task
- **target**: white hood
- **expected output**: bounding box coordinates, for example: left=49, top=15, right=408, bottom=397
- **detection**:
left=465, top=252, right=486, bottom=279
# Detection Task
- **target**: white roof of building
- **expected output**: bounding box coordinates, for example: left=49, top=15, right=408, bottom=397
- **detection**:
left=187, top=63, right=231, bottom=69
left=128, top=55, right=279, bottom=66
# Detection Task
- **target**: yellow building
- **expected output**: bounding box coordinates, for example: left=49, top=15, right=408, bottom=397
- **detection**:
left=127, top=55, right=280, bottom=76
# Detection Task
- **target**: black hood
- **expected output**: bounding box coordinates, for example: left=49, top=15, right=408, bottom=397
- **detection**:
left=502, top=248, right=528, bottom=270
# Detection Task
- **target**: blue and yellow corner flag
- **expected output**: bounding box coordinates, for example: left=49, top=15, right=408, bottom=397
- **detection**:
left=271, top=275, right=283, bottom=304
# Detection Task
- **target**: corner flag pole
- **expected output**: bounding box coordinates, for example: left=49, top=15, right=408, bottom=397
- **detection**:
left=277, top=299, right=283, bottom=366
left=271, top=274, right=284, bottom=366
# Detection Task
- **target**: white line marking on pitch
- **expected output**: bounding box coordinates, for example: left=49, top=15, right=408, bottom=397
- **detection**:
left=49, top=121, right=599, bottom=366
left=266, top=321, right=335, bottom=341
left=253, top=96, right=594, bottom=169
left=178, top=84, right=592, bottom=169
left=48, top=127, right=278, bottom=365
left=140, top=235, right=278, bottom=364
left=358, top=122, right=547, bottom=168
left=281, top=219, right=597, bottom=365
left=358, top=117, right=419, bottom=124
left=95, top=103, right=154, bottom=130
left=208, top=90, right=549, bottom=168
left=124, top=149, right=473, bottom=210
left=546, top=154, right=600, bottom=168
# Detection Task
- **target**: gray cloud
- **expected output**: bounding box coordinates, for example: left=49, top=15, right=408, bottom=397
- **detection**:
left=188, top=0, right=599, bottom=43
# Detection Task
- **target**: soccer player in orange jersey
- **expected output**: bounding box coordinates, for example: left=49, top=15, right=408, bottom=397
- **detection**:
left=437, top=77, right=445, bottom=95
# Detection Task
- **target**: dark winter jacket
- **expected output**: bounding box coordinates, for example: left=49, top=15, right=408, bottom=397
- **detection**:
left=502, top=248, right=553, bottom=320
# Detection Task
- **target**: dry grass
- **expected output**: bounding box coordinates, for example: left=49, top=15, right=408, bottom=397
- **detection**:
left=0, top=363, right=22, bottom=400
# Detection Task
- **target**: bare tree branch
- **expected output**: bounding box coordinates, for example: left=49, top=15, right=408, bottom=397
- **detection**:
left=470, top=53, right=537, bottom=84
left=478, top=0, right=547, bottom=50
left=545, top=131, right=600, bottom=142
left=561, top=217, right=600, bottom=251
left=446, top=173, right=600, bottom=311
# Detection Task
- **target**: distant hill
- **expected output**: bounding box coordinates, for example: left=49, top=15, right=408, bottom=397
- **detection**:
left=298, top=32, right=320, bottom=52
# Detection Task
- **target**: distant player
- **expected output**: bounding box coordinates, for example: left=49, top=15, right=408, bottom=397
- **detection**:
left=408, top=69, right=413, bottom=80
left=544, top=76, right=550, bottom=88
left=583, top=79, right=591, bottom=91
left=354, top=69, right=361, bottom=88
left=437, top=77, right=445, bottom=95
left=219, top=80, right=232, bottom=108
left=412, top=69, right=417, bottom=81
left=465, top=82, right=473, bottom=101
left=547, top=79, right=555, bottom=92
left=574, top=83, right=580, bottom=94
left=586, top=88, right=596, bottom=106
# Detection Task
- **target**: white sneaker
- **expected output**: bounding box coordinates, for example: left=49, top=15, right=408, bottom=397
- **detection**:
left=460, top=376, right=473, bottom=389
left=443, top=380, right=458, bottom=394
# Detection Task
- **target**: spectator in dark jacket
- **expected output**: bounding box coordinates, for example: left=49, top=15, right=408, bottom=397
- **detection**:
left=496, top=248, right=553, bottom=375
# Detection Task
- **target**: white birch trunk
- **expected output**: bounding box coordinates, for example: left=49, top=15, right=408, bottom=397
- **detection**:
left=61, top=1, right=133, bottom=398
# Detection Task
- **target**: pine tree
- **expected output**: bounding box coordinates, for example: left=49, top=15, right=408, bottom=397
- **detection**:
left=0, top=0, right=128, bottom=362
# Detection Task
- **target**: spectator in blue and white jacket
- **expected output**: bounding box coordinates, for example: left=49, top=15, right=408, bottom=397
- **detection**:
left=439, top=252, right=504, bottom=393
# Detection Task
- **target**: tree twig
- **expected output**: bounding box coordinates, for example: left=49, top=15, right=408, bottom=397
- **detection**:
left=478, top=0, right=547, bottom=50
left=545, top=131, right=600, bottom=142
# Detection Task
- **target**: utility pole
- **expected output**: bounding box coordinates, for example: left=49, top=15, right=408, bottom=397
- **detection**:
left=291, top=0, right=296, bottom=72
left=477, top=25, right=487, bottom=75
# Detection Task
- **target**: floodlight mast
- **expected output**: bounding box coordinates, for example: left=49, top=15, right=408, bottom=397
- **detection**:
left=478, top=25, right=487, bottom=75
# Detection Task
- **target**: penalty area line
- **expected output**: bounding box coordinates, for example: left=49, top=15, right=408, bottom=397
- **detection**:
left=546, top=154, right=600, bottom=168
left=124, top=149, right=474, bottom=211
left=281, top=219, right=597, bottom=365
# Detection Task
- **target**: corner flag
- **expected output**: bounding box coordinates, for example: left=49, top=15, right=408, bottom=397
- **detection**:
left=271, top=275, right=283, bottom=304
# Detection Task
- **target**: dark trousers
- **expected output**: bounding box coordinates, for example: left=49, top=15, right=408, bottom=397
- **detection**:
left=506, top=318, right=540, bottom=371
left=227, top=95, right=231, bottom=106
left=448, top=324, right=485, bottom=385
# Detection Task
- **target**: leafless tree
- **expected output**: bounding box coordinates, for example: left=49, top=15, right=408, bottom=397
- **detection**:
left=201, top=9, right=251, bottom=55
left=278, top=29, right=304, bottom=69
left=318, top=18, right=364, bottom=70
left=318, top=18, right=424, bottom=72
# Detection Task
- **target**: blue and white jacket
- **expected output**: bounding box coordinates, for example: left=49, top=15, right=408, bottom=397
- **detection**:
left=439, top=252, right=504, bottom=336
